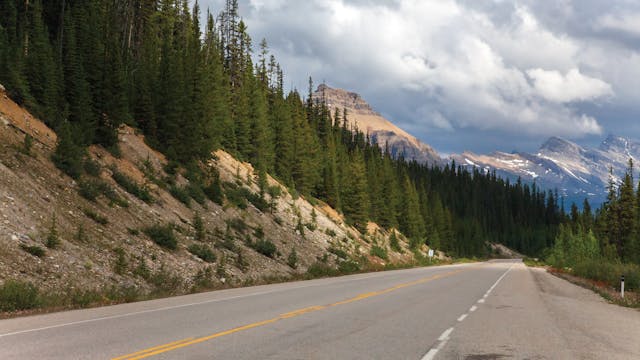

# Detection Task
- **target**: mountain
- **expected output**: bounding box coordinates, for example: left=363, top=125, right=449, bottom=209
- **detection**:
left=313, top=84, right=442, bottom=165
left=451, top=135, right=640, bottom=207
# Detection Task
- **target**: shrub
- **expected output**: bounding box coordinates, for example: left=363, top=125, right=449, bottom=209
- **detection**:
left=226, top=218, right=248, bottom=234
left=170, top=185, right=191, bottom=207
left=193, top=213, right=205, bottom=241
left=78, top=179, right=102, bottom=202
left=224, top=182, right=247, bottom=209
left=204, top=177, right=224, bottom=205
left=144, top=224, right=178, bottom=250
left=572, top=260, right=640, bottom=291
left=113, top=247, right=127, bottom=275
left=253, top=239, right=277, bottom=258
left=45, top=215, right=60, bottom=249
left=0, top=280, right=40, bottom=312
left=83, top=158, right=101, bottom=177
left=306, top=262, right=336, bottom=278
left=287, top=248, right=298, bottom=269
left=22, top=133, right=33, bottom=156
left=245, top=191, right=269, bottom=212
left=389, top=232, right=401, bottom=252
left=84, top=209, right=108, bottom=225
left=187, top=183, right=207, bottom=205
left=20, top=244, right=45, bottom=257
left=338, top=260, right=361, bottom=274
left=253, top=226, right=264, bottom=239
left=188, top=244, right=216, bottom=263
left=112, top=170, right=153, bottom=203
left=328, top=247, right=348, bottom=260
left=370, top=245, right=388, bottom=261
left=325, top=228, right=337, bottom=237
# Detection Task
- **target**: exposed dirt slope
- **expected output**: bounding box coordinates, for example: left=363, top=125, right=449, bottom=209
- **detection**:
left=0, top=85, right=432, bottom=301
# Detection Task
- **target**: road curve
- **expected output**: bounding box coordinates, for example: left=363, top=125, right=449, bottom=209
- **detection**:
left=1, top=259, right=638, bottom=359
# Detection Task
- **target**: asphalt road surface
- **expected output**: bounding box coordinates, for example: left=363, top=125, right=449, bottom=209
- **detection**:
left=1, top=259, right=639, bottom=359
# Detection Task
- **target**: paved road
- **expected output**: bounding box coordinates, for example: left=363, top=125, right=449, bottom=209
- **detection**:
left=1, top=260, right=638, bottom=359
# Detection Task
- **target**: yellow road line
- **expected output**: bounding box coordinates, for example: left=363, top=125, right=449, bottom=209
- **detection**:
left=112, top=269, right=465, bottom=360
left=111, top=338, right=194, bottom=360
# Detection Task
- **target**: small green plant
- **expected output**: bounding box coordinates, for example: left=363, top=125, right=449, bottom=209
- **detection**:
left=83, top=158, right=101, bottom=177
left=236, top=250, right=249, bottom=272
left=133, top=258, right=151, bottom=280
left=328, top=247, right=348, bottom=260
left=170, top=185, right=191, bottom=207
left=45, top=214, right=60, bottom=249
left=253, top=239, right=277, bottom=258
left=226, top=217, right=248, bottom=233
left=389, top=232, right=401, bottom=252
left=83, top=209, right=108, bottom=225
left=204, top=171, right=224, bottom=205
left=193, top=213, right=205, bottom=241
left=112, top=170, right=153, bottom=203
left=253, top=226, right=265, bottom=239
left=0, top=280, right=40, bottom=312
left=188, top=243, right=216, bottom=263
left=22, top=133, right=33, bottom=156
left=187, top=183, right=207, bottom=205
left=287, top=248, right=298, bottom=269
left=75, top=224, right=88, bottom=242
left=144, top=224, right=178, bottom=250
left=370, top=245, right=388, bottom=260
left=296, top=218, right=305, bottom=238
left=325, top=228, right=337, bottom=237
left=20, top=244, right=45, bottom=257
left=192, top=267, right=215, bottom=292
left=113, top=247, right=128, bottom=275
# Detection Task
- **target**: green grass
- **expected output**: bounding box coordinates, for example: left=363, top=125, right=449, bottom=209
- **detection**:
left=370, top=245, right=389, bottom=260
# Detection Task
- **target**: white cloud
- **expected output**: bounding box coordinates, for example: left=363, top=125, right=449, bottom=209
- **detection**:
left=597, top=13, right=640, bottom=37
left=527, top=68, right=613, bottom=103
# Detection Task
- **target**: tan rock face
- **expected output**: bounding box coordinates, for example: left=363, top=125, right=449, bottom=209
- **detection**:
left=313, top=84, right=441, bottom=166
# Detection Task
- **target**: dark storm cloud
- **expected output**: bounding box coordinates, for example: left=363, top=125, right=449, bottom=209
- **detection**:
left=197, top=0, right=640, bottom=153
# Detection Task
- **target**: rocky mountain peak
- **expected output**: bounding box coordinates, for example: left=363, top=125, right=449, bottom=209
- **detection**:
left=314, top=84, right=377, bottom=116
left=539, top=136, right=582, bottom=154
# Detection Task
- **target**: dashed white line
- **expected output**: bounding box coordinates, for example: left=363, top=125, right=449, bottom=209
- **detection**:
left=419, top=263, right=517, bottom=360
left=438, top=327, right=454, bottom=341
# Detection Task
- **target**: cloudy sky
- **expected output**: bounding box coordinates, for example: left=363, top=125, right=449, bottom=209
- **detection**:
left=198, top=0, right=640, bottom=154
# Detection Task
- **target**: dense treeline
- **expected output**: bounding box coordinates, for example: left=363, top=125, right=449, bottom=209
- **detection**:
left=552, top=161, right=640, bottom=266
left=0, top=0, right=564, bottom=257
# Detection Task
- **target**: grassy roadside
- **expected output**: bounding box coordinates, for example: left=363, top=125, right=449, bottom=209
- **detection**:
left=523, top=259, right=640, bottom=308
left=0, top=255, right=463, bottom=319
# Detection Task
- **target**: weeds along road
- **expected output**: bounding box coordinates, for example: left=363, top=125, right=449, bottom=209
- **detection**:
left=1, top=259, right=639, bottom=359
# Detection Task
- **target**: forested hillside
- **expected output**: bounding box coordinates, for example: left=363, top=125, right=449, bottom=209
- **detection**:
left=0, top=0, right=564, bottom=257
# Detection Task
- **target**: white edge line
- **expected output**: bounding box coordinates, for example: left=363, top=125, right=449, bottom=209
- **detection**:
left=457, top=314, right=468, bottom=322
left=469, top=305, right=477, bottom=312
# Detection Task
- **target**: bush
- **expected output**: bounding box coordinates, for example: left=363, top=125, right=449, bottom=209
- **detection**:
left=0, top=280, right=40, bottom=312
left=253, top=239, right=277, bottom=258
left=287, top=248, right=298, bottom=269
left=204, top=177, right=224, bottom=205
left=84, top=209, right=108, bottom=225
left=193, top=213, right=205, bottom=241
left=187, top=183, right=207, bottom=205
left=389, top=232, right=402, bottom=252
left=113, top=247, right=128, bottom=275
left=188, top=244, right=216, bottom=263
left=170, top=185, right=191, bottom=207
left=45, top=215, right=60, bottom=249
left=338, top=260, right=361, bottom=274
left=328, top=247, right=348, bottom=260
left=224, top=182, right=247, bottom=209
left=112, top=170, right=153, bottom=203
left=20, top=244, right=45, bottom=257
left=83, top=158, right=101, bottom=177
left=144, top=224, right=178, bottom=250
left=306, top=262, right=337, bottom=278
left=572, top=260, right=640, bottom=291
left=78, top=179, right=103, bottom=202
left=226, top=218, right=248, bottom=234
left=370, top=245, right=389, bottom=260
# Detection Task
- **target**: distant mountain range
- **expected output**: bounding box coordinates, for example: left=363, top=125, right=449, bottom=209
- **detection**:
left=313, top=85, right=442, bottom=166
left=451, top=135, right=640, bottom=207
left=314, top=84, right=634, bottom=208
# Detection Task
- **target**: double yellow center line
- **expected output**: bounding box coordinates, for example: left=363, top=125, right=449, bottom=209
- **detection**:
left=112, top=269, right=465, bottom=360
